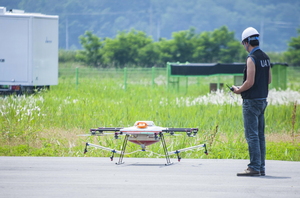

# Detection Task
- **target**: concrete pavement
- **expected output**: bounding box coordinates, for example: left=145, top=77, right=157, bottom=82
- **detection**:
left=0, top=157, right=299, bottom=198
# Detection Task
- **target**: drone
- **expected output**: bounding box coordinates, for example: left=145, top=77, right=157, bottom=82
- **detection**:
left=81, top=121, right=208, bottom=165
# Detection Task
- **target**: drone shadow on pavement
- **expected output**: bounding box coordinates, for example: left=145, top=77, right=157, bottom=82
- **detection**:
left=125, top=163, right=176, bottom=167
left=259, top=175, right=291, bottom=179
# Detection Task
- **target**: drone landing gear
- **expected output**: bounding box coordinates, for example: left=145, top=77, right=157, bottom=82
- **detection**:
left=115, top=132, right=174, bottom=165
left=175, top=151, right=182, bottom=162
left=159, top=132, right=173, bottom=166
left=84, top=133, right=208, bottom=166
left=115, top=134, right=129, bottom=165
left=111, top=132, right=174, bottom=166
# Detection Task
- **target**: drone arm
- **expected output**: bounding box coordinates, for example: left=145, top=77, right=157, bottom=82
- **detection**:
left=89, top=128, right=123, bottom=136
left=90, top=127, right=123, bottom=132
left=162, top=128, right=198, bottom=137
left=162, top=128, right=198, bottom=132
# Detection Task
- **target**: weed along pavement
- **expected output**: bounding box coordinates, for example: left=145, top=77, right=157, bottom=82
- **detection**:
left=0, top=157, right=299, bottom=198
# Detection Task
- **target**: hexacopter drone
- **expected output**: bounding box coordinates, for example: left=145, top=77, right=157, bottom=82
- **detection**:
left=82, top=121, right=208, bottom=165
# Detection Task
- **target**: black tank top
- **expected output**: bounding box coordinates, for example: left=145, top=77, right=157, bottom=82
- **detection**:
left=241, top=49, right=270, bottom=99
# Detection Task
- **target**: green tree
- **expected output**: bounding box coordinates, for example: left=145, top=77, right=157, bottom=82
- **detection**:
left=211, top=26, right=245, bottom=63
left=157, top=28, right=199, bottom=63
left=193, top=26, right=245, bottom=63
left=102, top=29, right=153, bottom=68
left=284, top=28, right=300, bottom=66
left=76, top=31, right=104, bottom=67
left=193, top=31, right=214, bottom=62
left=170, top=28, right=199, bottom=62
left=136, top=42, right=161, bottom=67
left=157, top=38, right=175, bottom=64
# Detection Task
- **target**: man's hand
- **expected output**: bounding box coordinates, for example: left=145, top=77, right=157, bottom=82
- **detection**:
left=232, top=86, right=240, bottom=94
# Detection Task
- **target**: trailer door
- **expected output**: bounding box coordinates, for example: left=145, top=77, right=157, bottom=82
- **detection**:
left=0, top=17, right=29, bottom=84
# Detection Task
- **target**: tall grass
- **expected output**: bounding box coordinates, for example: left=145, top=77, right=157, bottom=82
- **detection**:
left=0, top=67, right=299, bottom=161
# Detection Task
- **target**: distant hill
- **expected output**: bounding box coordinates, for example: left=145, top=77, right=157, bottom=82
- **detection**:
left=2, top=0, right=300, bottom=52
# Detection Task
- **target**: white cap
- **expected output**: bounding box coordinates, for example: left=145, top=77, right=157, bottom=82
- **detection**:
left=241, top=27, right=259, bottom=42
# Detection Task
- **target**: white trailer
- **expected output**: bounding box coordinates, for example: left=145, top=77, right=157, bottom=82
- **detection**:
left=0, top=7, right=58, bottom=94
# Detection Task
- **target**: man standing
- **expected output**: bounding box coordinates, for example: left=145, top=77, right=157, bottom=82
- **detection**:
left=232, top=27, right=272, bottom=176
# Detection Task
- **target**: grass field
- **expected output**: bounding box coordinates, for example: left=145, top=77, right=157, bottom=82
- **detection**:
left=1, top=65, right=299, bottom=161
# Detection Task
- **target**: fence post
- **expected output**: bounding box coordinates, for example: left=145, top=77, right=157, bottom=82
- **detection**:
left=185, top=76, right=188, bottom=94
left=166, top=63, right=170, bottom=90
left=217, top=75, right=220, bottom=90
left=152, top=67, right=155, bottom=88
left=124, top=67, right=127, bottom=91
left=76, top=67, right=79, bottom=88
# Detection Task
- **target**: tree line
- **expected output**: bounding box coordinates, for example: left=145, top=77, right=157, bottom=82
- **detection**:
left=62, top=26, right=299, bottom=68
left=73, top=26, right=246, bottom=68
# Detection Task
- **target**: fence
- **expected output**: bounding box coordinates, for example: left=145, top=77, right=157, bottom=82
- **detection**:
left=58, top=66, right=300, bottom=92
left=59, top=67, right=167, bottom=90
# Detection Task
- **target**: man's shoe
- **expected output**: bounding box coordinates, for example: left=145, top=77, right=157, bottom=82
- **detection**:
left=260, top=171, right=265, bottom=176
left=237, top=167, right=260, bottom=176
